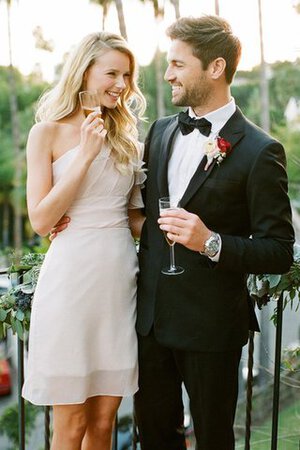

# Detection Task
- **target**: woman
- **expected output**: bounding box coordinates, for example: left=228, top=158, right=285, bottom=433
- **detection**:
left=22, top=32, right=146, bottom=450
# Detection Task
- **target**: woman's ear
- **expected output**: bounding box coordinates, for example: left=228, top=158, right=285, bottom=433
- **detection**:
left=209, top=57, right=226, bottom=80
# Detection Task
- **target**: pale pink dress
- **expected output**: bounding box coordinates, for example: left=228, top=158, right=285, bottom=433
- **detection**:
left=22, top=145, right=144, bottom=405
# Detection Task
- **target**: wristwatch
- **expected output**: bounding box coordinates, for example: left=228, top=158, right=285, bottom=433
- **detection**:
left=200, top=232, right=221, bottom=258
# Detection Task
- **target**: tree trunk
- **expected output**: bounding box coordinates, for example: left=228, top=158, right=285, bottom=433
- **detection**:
left=154, top=48, right=165, bottom=118
left=170, top=0, right=180, bottom=18
left=152, top=0, right=165, bottom=118
left=2, top=197, right=10, bottom=248
left=214, top=0, right=220, bottom=15
left=102, top=2, right=109, bottom=30
left=258, top=0, right=270, bottom=133
left=6, top=0, right=23, bottom=255
left=114, top=0, right=127, bottom=40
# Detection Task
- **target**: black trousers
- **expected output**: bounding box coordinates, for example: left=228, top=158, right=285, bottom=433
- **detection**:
left=134, top=331, right=242, bottom=450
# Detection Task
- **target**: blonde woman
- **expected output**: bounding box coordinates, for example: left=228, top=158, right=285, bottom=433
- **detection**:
left=22, top=32, right=146, bottom=450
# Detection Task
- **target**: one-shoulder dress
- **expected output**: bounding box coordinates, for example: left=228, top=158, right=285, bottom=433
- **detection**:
left=22, top=145, right=144, bottom=405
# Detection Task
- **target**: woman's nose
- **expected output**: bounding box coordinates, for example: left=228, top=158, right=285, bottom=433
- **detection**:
left=116, top=76, right=127, bottom=89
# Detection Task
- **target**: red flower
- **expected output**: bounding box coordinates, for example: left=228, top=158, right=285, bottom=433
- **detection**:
left=217, top=137, right=232, bottom=154
left=203, top=136, right=233, bottom=170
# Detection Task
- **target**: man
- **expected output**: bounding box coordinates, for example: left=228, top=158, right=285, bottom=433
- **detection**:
left=134, top=15, right=294, bottom=450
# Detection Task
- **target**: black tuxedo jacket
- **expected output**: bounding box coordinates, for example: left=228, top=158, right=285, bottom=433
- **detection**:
left=136, top=107, right=294, bottom=352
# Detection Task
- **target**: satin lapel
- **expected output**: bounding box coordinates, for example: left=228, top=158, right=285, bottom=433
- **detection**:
left=180, top=107, right=246, bottom=208
left=157, top=118, right=179, bottom=197
left=218, top=106, right=246, bottom=149
left=179, top=154, right=214, bottom=207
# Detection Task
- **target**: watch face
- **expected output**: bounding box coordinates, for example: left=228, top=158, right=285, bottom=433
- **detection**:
left=205, top=234, right=220, bottom=257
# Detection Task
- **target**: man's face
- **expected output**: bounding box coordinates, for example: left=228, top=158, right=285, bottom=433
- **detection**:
left=164, top=39, right=212, bottom=109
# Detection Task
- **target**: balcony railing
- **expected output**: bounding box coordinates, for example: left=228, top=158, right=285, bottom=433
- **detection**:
left=0, top=266, right=294, bottom=449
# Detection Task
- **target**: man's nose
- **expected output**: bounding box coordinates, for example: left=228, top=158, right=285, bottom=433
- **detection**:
left=164, top=66, right=174, bottom=82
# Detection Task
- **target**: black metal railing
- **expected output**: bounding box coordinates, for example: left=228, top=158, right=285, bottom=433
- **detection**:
left=0, top=267, right=288, bottom=449
left=244, top=293, right=284, bottom=450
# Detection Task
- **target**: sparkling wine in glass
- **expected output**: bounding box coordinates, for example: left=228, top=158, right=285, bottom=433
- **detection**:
left=159, top=197, right=184, bottom=275
left=79, top=90, right=101, bottom=118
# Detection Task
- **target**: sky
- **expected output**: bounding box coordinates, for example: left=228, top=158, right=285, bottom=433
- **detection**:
left=0, top=0, right=300, bottom=82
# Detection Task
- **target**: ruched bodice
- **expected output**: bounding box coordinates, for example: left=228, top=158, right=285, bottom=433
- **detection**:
left=52, top=145, right=143, bottom=230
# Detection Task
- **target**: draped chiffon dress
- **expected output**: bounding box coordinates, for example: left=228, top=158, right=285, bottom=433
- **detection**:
left=22, top=145, right=144, bottom=405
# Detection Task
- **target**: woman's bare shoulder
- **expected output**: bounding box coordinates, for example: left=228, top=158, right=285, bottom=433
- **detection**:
left=26, top=122, right=60, bottom=160
left=28, top=121, right=59, bottom=141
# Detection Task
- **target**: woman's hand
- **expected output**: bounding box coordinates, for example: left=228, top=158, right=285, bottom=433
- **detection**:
left=79, top=111, right=107, bottom=162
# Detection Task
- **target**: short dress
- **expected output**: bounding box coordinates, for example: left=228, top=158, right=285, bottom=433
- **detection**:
left=22, top=145, right=145, bottom=405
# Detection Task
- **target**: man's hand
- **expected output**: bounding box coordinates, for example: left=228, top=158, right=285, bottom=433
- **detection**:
left=158, top=208, right=211, bottom=252
left=49, top=216, right=70, bottom=241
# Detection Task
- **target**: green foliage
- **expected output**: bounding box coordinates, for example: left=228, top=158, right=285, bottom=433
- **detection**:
left=0, top=402, right=39, bottom=448
left=271, top=126, right=300, bottom=201
left=233, top=59, right=300, bottom=130
left=248, top=244, right=300, bottom=323
left=0, top=252, right=45, bottom=340
left=0, top=65, right=49, bottom=247
left=282, top=346, right=300, bottom=372
left=140, top=51, right=177, bottom=137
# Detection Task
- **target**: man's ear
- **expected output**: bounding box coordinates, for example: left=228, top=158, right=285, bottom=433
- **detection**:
left=209, top=57, right=226, bottom=80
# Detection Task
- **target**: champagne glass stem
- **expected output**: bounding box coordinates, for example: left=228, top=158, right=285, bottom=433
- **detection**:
left=169, top=245, right=177, bottom=271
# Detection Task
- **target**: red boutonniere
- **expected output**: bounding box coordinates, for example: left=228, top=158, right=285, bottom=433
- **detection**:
left=203, top=137, right=232, bottom=171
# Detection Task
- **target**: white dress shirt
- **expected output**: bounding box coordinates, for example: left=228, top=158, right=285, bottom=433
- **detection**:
left=168, top=98, right=236, bottom=260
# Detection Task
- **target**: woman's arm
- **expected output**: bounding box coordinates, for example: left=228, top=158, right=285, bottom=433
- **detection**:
left=26, top=114, right=106, bottom=236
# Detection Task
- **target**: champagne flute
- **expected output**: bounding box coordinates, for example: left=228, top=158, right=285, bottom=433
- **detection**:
left=159, top=197, right=184, bottom=275
left=79, top=90, right=101, bottom=118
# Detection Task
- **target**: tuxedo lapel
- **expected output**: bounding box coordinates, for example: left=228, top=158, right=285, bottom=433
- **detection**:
left=157, top=118, right=179, bottom=197
left=218, top=107, right=246, bottom=147
left=180, top=107, right=246, bottom=208
left=179, top=154, right=216, bottom=207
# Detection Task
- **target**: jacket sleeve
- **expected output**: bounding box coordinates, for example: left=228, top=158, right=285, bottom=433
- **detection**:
left=218, top=141, right=295, bottom=274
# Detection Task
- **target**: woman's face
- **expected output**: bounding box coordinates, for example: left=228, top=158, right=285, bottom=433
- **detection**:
left=85, top=49, right=131, bottom=109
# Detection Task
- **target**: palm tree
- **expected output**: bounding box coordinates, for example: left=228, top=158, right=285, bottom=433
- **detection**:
left=169, top=0, right=180, bottom=19
left=4, top=0, right=23, bottom=254
left=294, top=2, right=300, bottom=13
left=114, top=0, right=127, bottom=39
left=139, top=0, right=166, bottom=117
left=33, top=26, right=54, bottom=52
left=258, top=0, right=270, bottom=133
left=0, top=146, right=13, bottom=248
left=214, top=0, right=220, bottom=15
left=90, top=0, right=128, bottom=40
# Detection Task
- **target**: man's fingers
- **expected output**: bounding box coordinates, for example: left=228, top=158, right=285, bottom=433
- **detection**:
left=49, top=232, right=57, bottom=242
left=159, top=208, right=189, bottom=218
left=158, top=217, right=186, bottom=228
left=56, top=216, right=70, bottom=226
left=159, top=224, right=182, bottom=235
left=51, top=223, right=68, bottom=233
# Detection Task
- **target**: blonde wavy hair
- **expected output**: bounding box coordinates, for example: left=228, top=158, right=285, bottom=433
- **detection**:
left=35, top=32, right=146, bottom=173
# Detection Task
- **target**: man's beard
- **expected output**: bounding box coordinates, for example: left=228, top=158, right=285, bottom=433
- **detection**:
left=172, top=78, right=211, bottom=109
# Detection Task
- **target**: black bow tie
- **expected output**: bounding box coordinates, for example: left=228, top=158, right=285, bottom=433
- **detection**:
left=178, top=111, right=212, bottom=137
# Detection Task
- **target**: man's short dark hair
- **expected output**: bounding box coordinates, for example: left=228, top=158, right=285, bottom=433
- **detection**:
left=166, top=15, right=242, bottom=84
